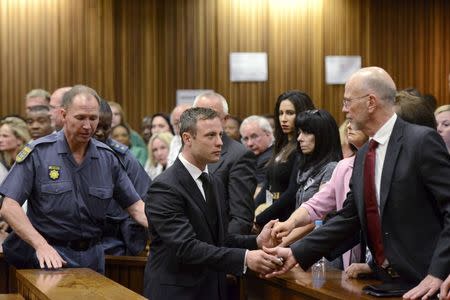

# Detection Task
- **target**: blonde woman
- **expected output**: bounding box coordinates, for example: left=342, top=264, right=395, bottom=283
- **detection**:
left=435, top=104, right=450, bottom=153
left=0, top=117, right=31, bottom=170
left=145, top=132, right=173, bottom=180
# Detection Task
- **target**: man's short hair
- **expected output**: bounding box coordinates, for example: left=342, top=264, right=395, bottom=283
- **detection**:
left=395, top=91, right=436, bottom=129
left=240, top=115, right=273, bottom=135
left=193, top=92, right=229, bottom=115
left=179, top=107, right=219, bottom=141
left=62, top=85, right=100, bottom=109
left=25, top=89, right=50, bottom=102
left=27, top=105, right=50, bottom=114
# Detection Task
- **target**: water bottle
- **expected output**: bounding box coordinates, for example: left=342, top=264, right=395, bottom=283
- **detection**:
left=311, top=220, right=325, bottom=288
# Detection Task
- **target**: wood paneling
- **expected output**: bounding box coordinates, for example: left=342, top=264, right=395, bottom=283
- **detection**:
left=0, top=0, right=449, bottom=130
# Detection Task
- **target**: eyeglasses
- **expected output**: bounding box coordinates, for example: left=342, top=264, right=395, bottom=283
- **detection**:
left=342, top=94, right=370, bottom=108
left=241, top=134, right=262, bottom=144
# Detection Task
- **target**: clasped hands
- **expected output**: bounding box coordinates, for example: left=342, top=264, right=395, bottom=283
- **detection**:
left=246, top=219, right=298, bottom=277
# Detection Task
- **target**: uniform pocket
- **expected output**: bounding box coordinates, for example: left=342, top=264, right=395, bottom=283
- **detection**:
left=40, top=181, right=73, bottom=214
left=88, top=186, right=113, bottom=220
left=41, top=181, right=72, bottom=194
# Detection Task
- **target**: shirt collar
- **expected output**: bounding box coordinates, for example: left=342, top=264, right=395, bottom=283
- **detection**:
left=56, top=130, right=99, bottom=158
left=178, top=153, right=209, bottom=180
left=372, top=113, right=397, bottom=146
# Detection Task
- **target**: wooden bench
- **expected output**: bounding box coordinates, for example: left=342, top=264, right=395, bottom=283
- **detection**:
left=244, top=266, right=402, bottom=300
left=16, top=268, right=146, bottom=300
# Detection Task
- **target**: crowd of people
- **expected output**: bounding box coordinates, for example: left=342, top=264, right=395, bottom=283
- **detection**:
left=0, top=66, right=449, bottom=300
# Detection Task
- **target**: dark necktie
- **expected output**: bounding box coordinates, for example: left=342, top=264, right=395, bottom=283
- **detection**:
left=364, top=139, right=386, bottom=266
left=199, top=172, right=218, bottom=235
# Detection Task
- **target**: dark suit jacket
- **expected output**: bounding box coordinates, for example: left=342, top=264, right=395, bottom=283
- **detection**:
left=291, top=118, right=450, bottom=283
left=255, top=145, right=273, bottom=185
left=143, top=158, right=258, bottom=300
left=208, top=133, right=257, bottom=234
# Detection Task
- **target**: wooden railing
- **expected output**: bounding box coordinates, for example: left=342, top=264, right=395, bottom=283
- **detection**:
left=2, top=253, right=404, bottom=299
left=16, top=268, right=145, bottom=300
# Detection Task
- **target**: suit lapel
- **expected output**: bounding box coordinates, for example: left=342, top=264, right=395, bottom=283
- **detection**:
left=379, top=119, right=404, bottom=216
left=175, top=159, right=219, bottom=242
left=353, top=144, right=368, bottom=226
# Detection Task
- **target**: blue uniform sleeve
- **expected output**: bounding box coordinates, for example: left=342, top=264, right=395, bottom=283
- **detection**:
left=123, top=151, right=151, bottom=199
left=0, top=157, right=35, bottom=205
left=112, top=157, right=141, bottom=209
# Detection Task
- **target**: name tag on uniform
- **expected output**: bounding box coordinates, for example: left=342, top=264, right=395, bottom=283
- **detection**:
left=266, top=190, right=273, bottom=206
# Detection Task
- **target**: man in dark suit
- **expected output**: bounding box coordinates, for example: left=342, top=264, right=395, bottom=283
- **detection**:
left=265, top=67, right=450, bottom=299
left=144, top=107, right=282, bottom=300
left=193, top=92, right=256, bottom=234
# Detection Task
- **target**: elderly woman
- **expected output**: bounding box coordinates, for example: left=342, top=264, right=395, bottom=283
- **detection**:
left=145, top=132, right=173, bottom=180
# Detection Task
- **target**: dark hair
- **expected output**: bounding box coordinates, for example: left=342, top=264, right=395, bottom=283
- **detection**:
left=99, top=98, right=113, bottom=117
left=227, top=115, right=241, bottom=126
left=422, top=93, right=437, bottom=112
left=269, top=90, right=315, bottom=164
left=151, top=113, right=174, bottom=135
left=179, top=107, right=218, bottom=146
left=296, top=109, right=342, bottom=170
left=395, top=91, right=436, bottom=129
left=111, top=123, right=131, bottom=135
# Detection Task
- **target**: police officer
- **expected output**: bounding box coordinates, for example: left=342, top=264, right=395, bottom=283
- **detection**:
left=0, top=85, right=147, bottom=273
left=94, top=99, right=150, bottom=255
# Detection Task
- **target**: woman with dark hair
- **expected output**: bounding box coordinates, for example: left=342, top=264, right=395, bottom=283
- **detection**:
left=151, top=113, right=174, bottom=135
left=254, top=90, right=315, bottom=224
left=272, top=120, right=368, bottom=269
left=255, top=109, right=342, bottom=232
left=111, top=124, right=147, bottom=166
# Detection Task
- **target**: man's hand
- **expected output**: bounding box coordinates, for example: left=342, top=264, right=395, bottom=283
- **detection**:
left=403, top=274, right=442, bottom=299
left=0, top=220, right=10, bottom=232
left=246, top=249, right=284, bottom=275
left=440, top=274, right=450, bottom=300
left=344, top=263, right=372, bottom=279
left=256, top=219, right=280, bottom=248
left=35, top=243, right=67, bottom=269
left=271, top=219, right=296, bottom=240
left=262, top=246, right=298, bottom=278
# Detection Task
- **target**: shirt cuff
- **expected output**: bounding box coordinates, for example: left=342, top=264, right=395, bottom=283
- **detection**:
left=243, top=249, right=249, bottom=274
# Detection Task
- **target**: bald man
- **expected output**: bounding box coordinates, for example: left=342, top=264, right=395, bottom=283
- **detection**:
left=167, top=103, right=191, bottom=167
left=193, top=92, right=256, bottom=234
left=265, top=67, right=450, bottom=299
left=50, top=87, right=71, bottom=131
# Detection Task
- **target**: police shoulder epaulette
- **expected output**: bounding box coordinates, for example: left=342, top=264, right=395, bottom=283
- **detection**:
left=16, top=143, right=34, bottom=163
left=15, top=134, right=58, bottom=163
left=107, top=140, right=129, bottom=155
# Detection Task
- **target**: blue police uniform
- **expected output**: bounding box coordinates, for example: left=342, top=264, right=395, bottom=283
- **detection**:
left=0, top=131, right=140, bottom=272
left=101, top=138, right=151, bottom=255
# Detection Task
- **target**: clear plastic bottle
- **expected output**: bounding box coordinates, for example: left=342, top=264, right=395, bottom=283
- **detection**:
left=311, top=220, right=325, bottom=288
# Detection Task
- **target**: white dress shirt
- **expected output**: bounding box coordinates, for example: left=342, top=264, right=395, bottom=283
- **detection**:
left=178, top=153, right=208, bottom=201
